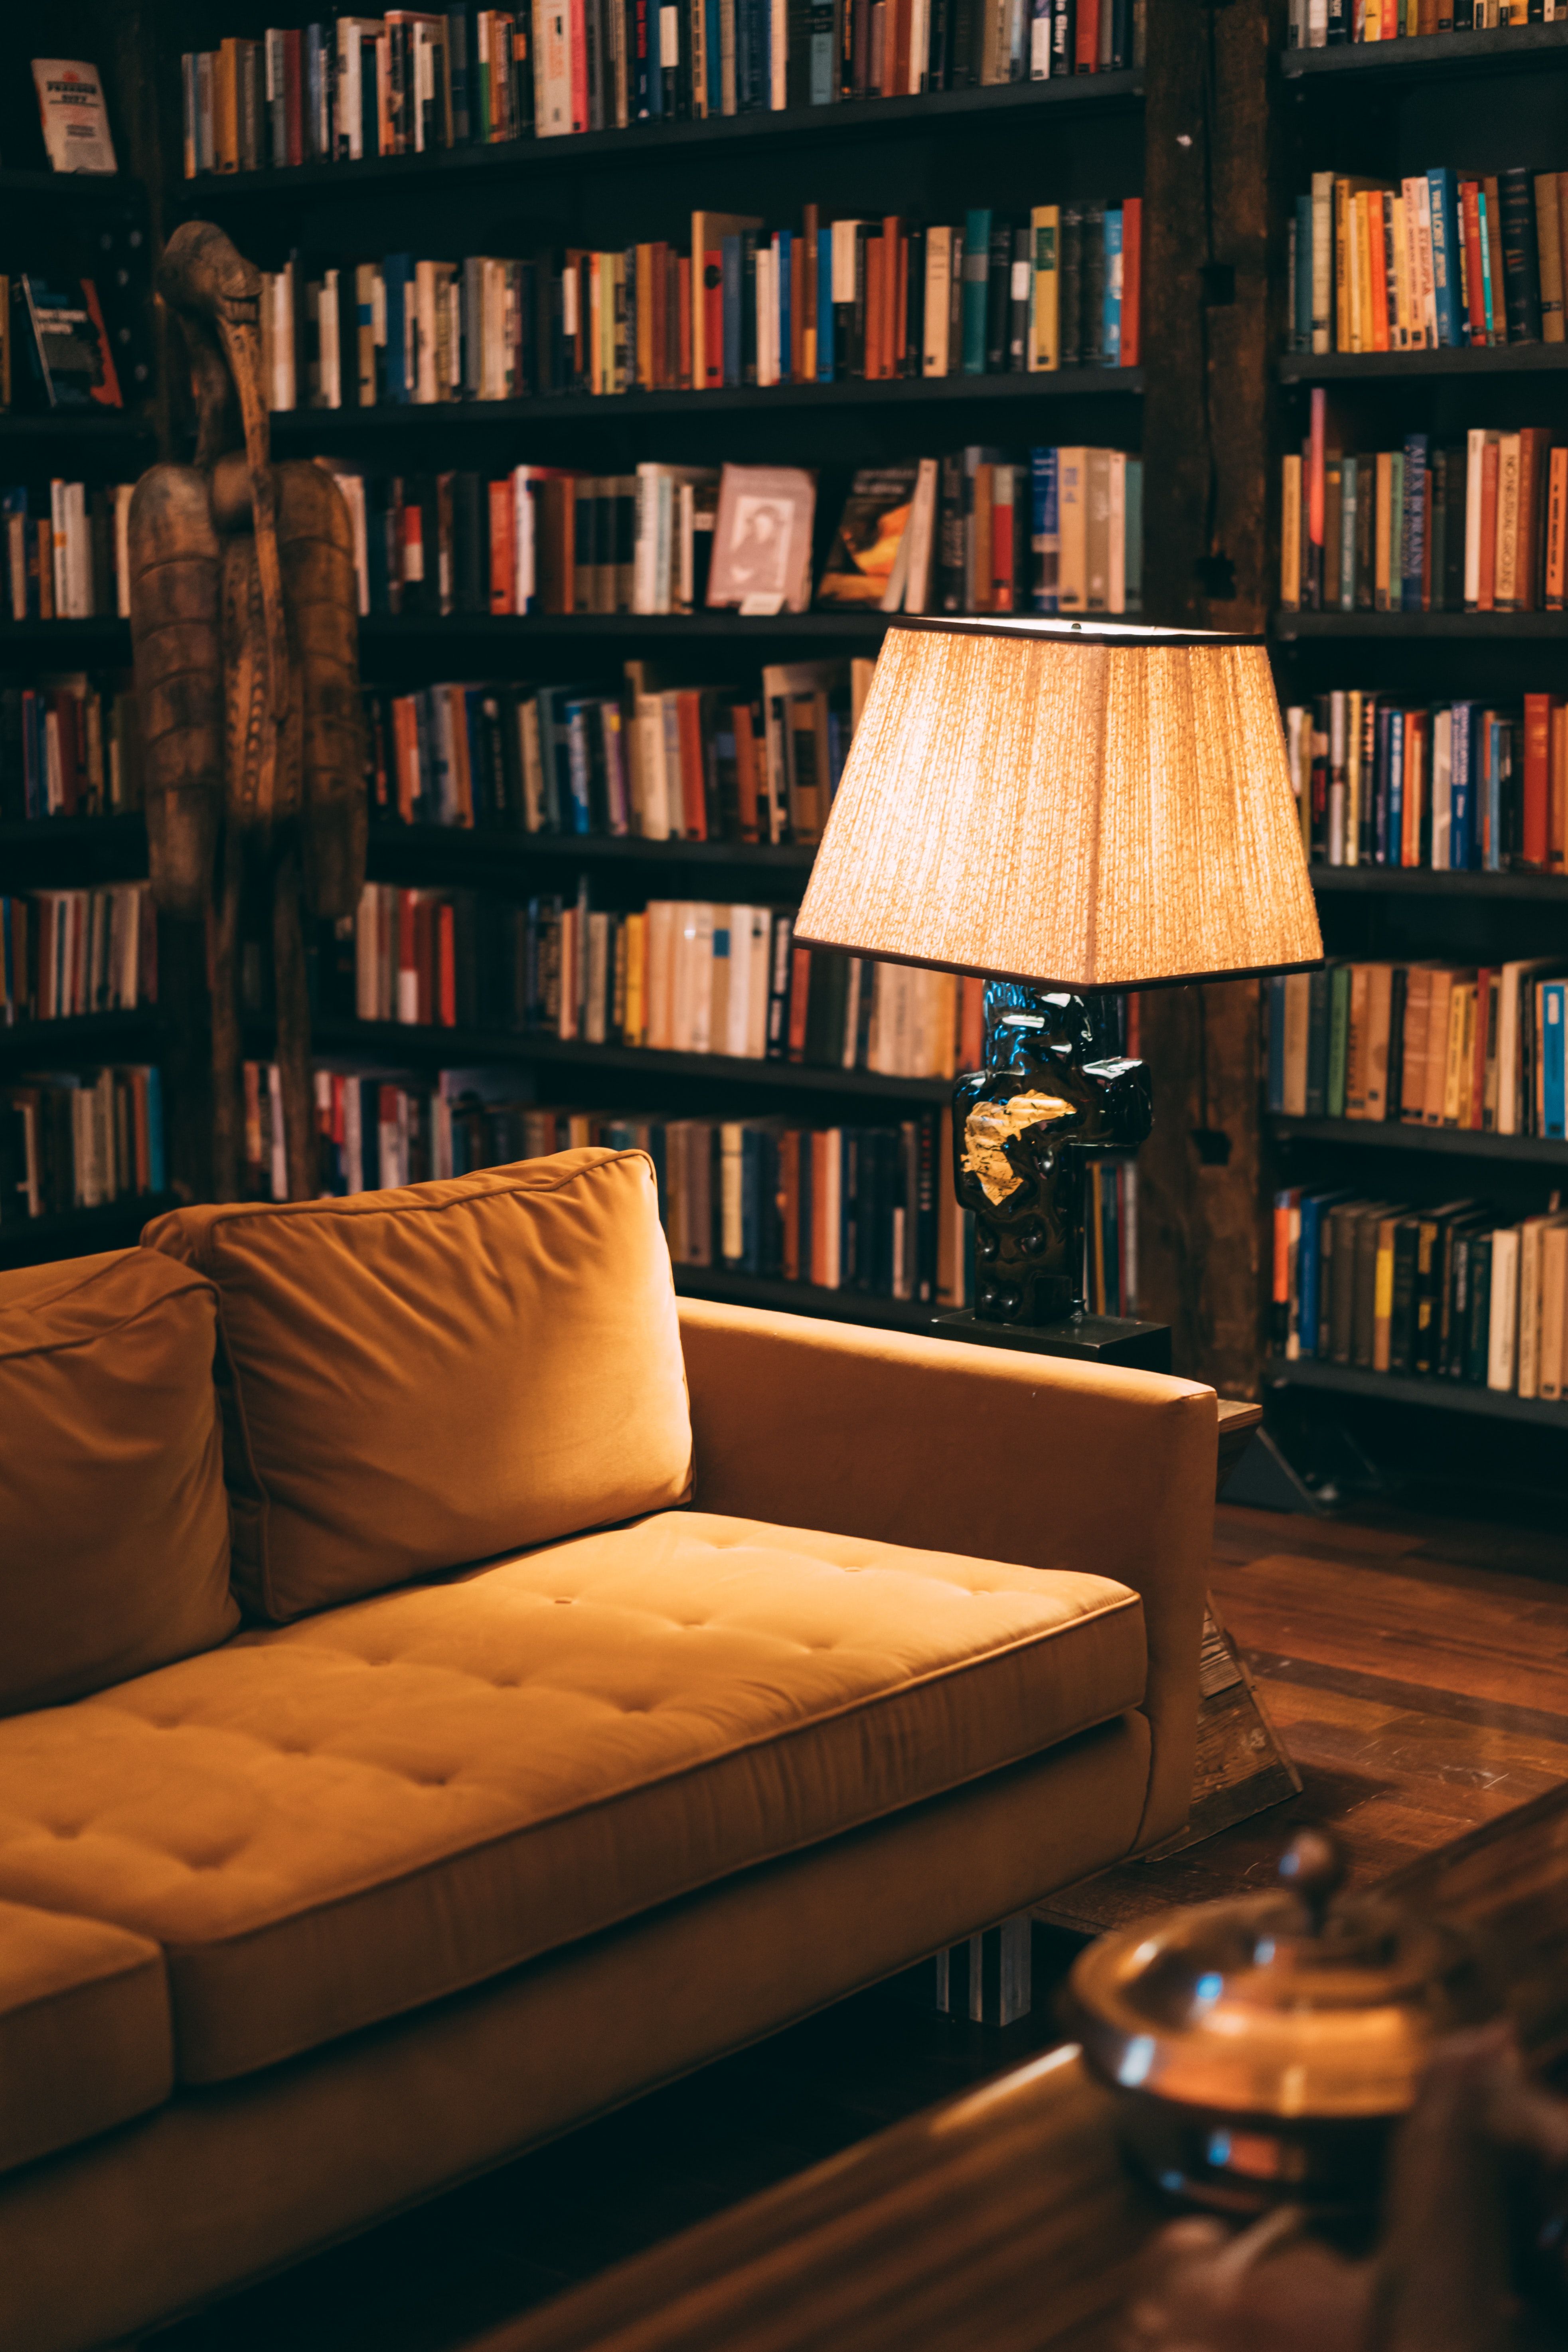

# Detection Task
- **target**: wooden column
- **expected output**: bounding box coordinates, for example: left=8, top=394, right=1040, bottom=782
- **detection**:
left=1136, top=0, right=1286, bottom=1398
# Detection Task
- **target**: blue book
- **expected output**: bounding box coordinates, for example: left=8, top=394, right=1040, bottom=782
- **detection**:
left=147, top=1066, right=166, bottom=1195
left=1400, top=435, right=1426, bottom=610
left=1489, top=716, right=1507, bottom=873
left=1294, top=196, right=1313, bottom=351
left=1450, top=699, right=1476, bottom=872
left=1545, top=982, right=1567, bottom=1140
left=1124, top=458, right=1143, bottom=612
left=1427, top=170, right=1464, bottom=349
left=447, top=4, right=473, bottom=140
left=962, top=209, right=992, bottom=374
left=1102, top=208, right=1122, bottom=367
left=1339, top=455, right=1358, bottom=611
left=816, top=225, right=834, bottom=379
left=383, top=255, right=412, bottom=402
left=1298, top=1190, right=1353, bottom=1360
left=1477, top=188, right=1498, bottom=338
left=1030, top=446, right=1058, bottom=614
left=1388, top=711, right=1405, bottom=863
left=1267, top=979, right=1288, bottom=1112
left=722, top=235, right=743, bottom=386
left=562, top=703, right=594, bottom=833
left=1374, top=704, right=1392, bottom=864
left=707, top=0, right=725, bottom=118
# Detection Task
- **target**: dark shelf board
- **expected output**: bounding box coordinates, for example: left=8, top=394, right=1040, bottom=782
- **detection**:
left=0, top=620, right=132, bottom=655
left=1265, top=1354, right=1568, bottom=1427
left=1276, top=610, right=1568, bottom=640
left=1279, top=24, right=1568, bottom=79
left=0, top=411, right=153, bottom=438
left=181, top=74, right=1144, bottom=203
left=311, top=1019, right=951, bottom=1100
left=0, top=1010, right=163, bottom=1057
left=1311, top=863, right=1568, bottom=901
left=359, top=611, right=891, bottom=642
left=1268, top=1114, right=1568, bottom=1164
left=0, top=169, right=140, bottom=198
left=273, top=369, right=1140, bottom=437
left=1280, top=346, right=1568, bottom=383
left=367, top=825, right=816, bottom=874
left=672, top=1265, right=939, bottom=1330
left=0, top=1193, right=174, bottom=1262
left=0, top=815, right=146, bottom=852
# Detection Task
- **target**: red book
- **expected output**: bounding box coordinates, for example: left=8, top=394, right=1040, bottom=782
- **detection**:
left=677, top=255, right=692, bottom=387
left=864, top=233, right=884, bottom=380
left=703, top=248, right=723, bottom=387
left=883, top=215, right=902, bottom=377
left=1120, top=198, right=1141, bottom=366
left=960, top=976, right=985, bottom=1069
left=1307, top=385, right=1325, bottom=579
left=80, top=281, right=122, bottom=407
left=732, top=702, right=761, bottom=841
left=393, top=698, right=418, bottom=821
left=788, top=944, right=813, bottom=1062
left=1075, top=0, right=1099, bottom=70
left=569, top=0, right=589, bottom=130
left=414, top=895, right=435, bottom=1024
left=438, top=902, right=457, bottom=1026
left=1524, top=692, right=1552, bottom=867
left=676, top=689, right=707, bottom=837
left=488, top=478, right=514, bottom=612
left=284, top=28, right=304, bottom=166
left=1478, top=439, right=1499, bottom=610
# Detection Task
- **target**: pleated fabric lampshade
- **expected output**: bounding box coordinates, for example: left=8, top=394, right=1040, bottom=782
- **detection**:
left=794, top=617, right=1323, bottom=991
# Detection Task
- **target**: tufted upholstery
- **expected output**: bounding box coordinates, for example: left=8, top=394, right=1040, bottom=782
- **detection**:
left=0, top=1247, right=235, bottom=1716
left=140, top=1148, right=693, bottom=1623
left=0, top=1899, right=173, bottom=2173
left=0, top=1510, right=1143, bottom=2087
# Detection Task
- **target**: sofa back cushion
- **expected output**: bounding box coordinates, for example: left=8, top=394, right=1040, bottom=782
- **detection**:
left=0, top=1248, right=236, bottom=1713
left=140, top=1149, right=693, bottom=1623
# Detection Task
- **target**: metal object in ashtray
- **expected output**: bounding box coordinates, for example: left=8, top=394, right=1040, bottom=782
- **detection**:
left=1062, top=1830, right=1501, bottom=2218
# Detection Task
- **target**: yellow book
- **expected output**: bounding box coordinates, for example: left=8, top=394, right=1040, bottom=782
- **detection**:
left=1282, top=453, right=1303, bottom=610
left=1346, top=688, right=1363, bottom=866
left=1030, top=205, right=1060, bottom=372
left=1372, top=1212, right=1400, bottom=1370
left=1442, top=977, right=1473, bottom=1126
left=622, top=910, right=647, bottom=1047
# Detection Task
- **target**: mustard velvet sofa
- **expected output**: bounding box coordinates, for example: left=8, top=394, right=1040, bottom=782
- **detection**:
left=0, top=1147, right=1216, bottom=2352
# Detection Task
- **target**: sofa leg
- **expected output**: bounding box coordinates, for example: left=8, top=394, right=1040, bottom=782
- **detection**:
left=933, top=1915, right=1033, bottom=2025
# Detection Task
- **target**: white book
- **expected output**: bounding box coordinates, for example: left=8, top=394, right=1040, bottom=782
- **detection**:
left=633, top=694, right=670, bottom=839
left=770, top=0, right=787, bottom=106
left=1464, top=429, right=1486, bottom=607
left=1108, top=452, right=1126, bottom=616
left=269, top=1064, right=288, bottom=1201
left=821, top=1132, right=842, bottom=1286
left=1310, top=173, right=1334, bottom=352
left=1431, top=707, right=1452, bottom=869
left=535, top=0, right=574, bottom=130
left=330, top=471, right=370, bottom=615
left=902, top=457, right=940, bottom=613
left=688, top=903, right=715, bottom=1051
left=923, top=229, right=951, bottom=376
left=721, top=1124, right=745, bottom=1260
left=1416, top=177, right=1438, bottom=346
left=755, top=247, right=776, bottom=387
left=1488, top=1226, right=1521, bottom=1391
left=320, top=270, right=342, bottom=408
left=49, top=480, right=68, bottom=618
left=32, top=61, right=117, bottom=175
left=725, top=908, right=753, bottom=1058
left=585, top=912, right=610, bottom=1044
left=644, top=900, right=677, bottom=1049
left=746, top=911, right=771, bottom=1059
left=669, top=902, right=698, bottom=1050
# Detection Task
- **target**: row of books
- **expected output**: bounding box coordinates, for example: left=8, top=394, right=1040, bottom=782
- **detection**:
left=326, top=447, right=1143, bottom=621
left=1, top=483, right=133, bottom=622
left=1, top=1066, right=166, bottom=1224
left=332, top=883, right=987, bottom=1077
left=1267, top=959, right=1567, bottom=1138
left=1272, top=1187, right=1568, bottom=1408
left=259, top=203, right=1140, bottom=412
left=182, top=0, right=1139, bottom=181
left=0, top=887, right=158, bottom=1027
left=1280, top=410, right=1568, bottom=614
left=1289, top=168, right=1568, bottom=355
left=1286, top=0, right=1556, bottom=48
left=1281, top=691, right=1568, bottom=871
left=367, top=658, right=871, bottom=842
left=0, top=679, right=142, bottom=822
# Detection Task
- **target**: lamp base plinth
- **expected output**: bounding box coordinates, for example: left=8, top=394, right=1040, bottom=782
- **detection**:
left=932, top=1310, right=1173, bottom=1374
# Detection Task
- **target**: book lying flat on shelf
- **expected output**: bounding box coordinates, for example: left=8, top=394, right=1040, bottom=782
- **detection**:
left=31, top=60, right=117, bottom=175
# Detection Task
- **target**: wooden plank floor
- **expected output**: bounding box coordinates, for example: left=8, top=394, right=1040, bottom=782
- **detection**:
left=152, top=1503, right=1568, bottom=2352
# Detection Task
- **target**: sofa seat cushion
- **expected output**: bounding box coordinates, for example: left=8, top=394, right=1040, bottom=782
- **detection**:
left=0, top=1247, right=235, bottom=1716
left=0, top=1512, right=1144, bottom=2087
left=0, top=1899, right=173, bottom=2173
left=141, top=1149, right=692, bottom=1623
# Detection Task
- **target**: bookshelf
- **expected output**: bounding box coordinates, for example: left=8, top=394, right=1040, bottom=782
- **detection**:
left=1270, top=23, right=1568, bottom=1500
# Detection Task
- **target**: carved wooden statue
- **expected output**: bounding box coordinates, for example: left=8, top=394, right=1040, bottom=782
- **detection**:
left=128, top=221, right=366, bottom=1202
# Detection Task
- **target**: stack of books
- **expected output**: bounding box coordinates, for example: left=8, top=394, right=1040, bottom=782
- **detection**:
left=366, top=658, right=873, bottom=843
left=182, top=1, right=1139, bottom=176
left=0, top=679, right=142, bottom=820
left=1272, top=1187, right=1568, bottom=1406
left=0, top=885, right=157, bottom=1024
left=1266, top=958, right=1568, bottom=1136
left=0, top=1066, right=166, bottom=1221
left=1290, top=166, right=1568, bottom=354
left=1281, top=688, right=1568, bottom=870
left=1281, top=399, right=1567, bottom=614
left=260, top=201, right=1140, bottom=411
left=331, top=882, right=987, bottom=1078
left=1287, top=1, right=1561, bottom=52
left=0, top=484, right=134, bottom=622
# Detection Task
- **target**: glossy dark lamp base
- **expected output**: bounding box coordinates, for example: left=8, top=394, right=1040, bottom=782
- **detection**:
left=933, top=1309, right=1173, bottom=1374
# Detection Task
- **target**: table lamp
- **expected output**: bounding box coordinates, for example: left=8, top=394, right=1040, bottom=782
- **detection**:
left=794, top=616, right=1323, bottom=1370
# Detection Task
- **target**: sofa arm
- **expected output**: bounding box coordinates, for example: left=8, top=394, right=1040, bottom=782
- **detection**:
left=677, top=1299, right=1216, bottom=1850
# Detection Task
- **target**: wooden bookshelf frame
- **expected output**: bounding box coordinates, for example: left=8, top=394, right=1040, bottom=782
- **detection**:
left=1267, top=1115, right=1568, bottom=1166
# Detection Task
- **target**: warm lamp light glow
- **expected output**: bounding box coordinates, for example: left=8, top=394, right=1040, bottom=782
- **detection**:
left=795, top=616, right=1324, bottom=991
